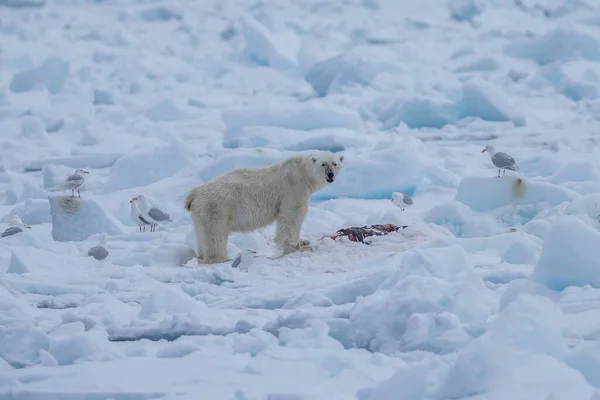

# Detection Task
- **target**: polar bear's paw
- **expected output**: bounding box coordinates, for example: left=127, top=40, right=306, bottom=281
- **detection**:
left=299, top=239, right=311, bottom=247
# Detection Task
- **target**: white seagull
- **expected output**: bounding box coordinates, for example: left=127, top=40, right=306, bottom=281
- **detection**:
left=57, top=168, right=89, bottom=197
left=391, top=192, right=414, bottom=211
left=231, top=249, right=257, bottom=270
left=130, top=197, right=152, bottom=232
left=134, top=194, right=172, bottom=232
left=1, top=215, right=31, bottom=238
left=482, top=145, right=519, bottom=177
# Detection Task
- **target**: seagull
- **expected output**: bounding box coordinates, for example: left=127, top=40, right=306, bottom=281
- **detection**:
left=57, top=168, right=89, bottom=197
left=134, top=194, right=171, bottom=232
left=231, top=249, right=257, bottom=270
left=88, top=246, right=109, bottom=260
left=130, top=197, right=152, bottom=232
left=1, top=215, right=31, bottom=238
left=482, top=145, right=519, bottom=177
left=391, top=192, right=414, bottom=211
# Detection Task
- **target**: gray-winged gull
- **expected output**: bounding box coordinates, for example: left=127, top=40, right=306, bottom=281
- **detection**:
left=482, top=145, right=519, bottom=177
left=391, top=192, right=414, bottom=211
left=1, top=215, right=31, bottom=238
left=88, top=245, right=109, bottom=260
left=58, top=168, right=89, bottom=197
left=130, top=197, right=152, bottom=232
left=135, top=194, right=172, bottom=232
left=231, top=249, right=257, bottom=270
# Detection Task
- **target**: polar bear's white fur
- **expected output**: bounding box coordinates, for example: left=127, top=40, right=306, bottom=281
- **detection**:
left=184, top=152, right=344, bottom=264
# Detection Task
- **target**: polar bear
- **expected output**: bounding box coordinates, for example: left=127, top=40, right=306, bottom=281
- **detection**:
left=184, top=152, right=344, bottom=264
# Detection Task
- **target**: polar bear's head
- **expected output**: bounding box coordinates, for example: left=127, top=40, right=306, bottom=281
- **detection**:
left=307, top=153, right=344, bottom=185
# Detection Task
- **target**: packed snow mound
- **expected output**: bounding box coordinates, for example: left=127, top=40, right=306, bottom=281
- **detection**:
left=137, top=6, right=183, bottom=22
left=498, top=279, right=558, bottom=311
left=378, top=96, right=458, bottom=130
left=49, top=195, right=126, bottom=242
left=531, top=217, right=600, bottom=291
left=305, top=47, right=392, bottom=97
left=448, top=0, right=487, bottom=22
left=7, top=246, right=97, bottom=275
left=151, top=243, right=197, bottom=266
left=20, top=115, right=47, bottom=140
left=504, top=28, right=600, bottom=65
left=145, top=99, right=191, bottom=122
left=222, top=102, right=362, bottom=140
left=500, top=237, right=540, bottom=264
left=9, top=56, right=70, bottom=95
left=0, top=0, right=46, bottom=6
left=377, top=79, right=526, bottom=129
left=8, top=250, right=29, bottom=274
left=23, top=154, right=120, bottom=172
left=240, top=15, right=300, bottom=70
left=536, top=61, right=600, bottom=102
left=349, top=245, right=493, bottom=354
left=454, top=176, right=580, bottom=212
left=93, top=89, right=114, bottom=106
left=432, top=342, right=594, bottom=400
left=3, top=198, right=51, bottom=225
left=479, top=294, right=566, bottom=358
left=105, top=140, right=198, bottom=192
left=223, top=126, right=371, bottom=152
left=459, top=79, right=526, bottom=127
left=423, top=200, right=495, bottom=238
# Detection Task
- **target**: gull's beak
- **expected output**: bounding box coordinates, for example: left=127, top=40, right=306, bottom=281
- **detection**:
left=82, top=170, right=89, bottom=174
left=250, top=250, right=257, bottom=254
left=130, top=197, right=137, bottom=203
left=25, top=225, right=31, bottom=229
left=481, top=148, right=487, bottom=153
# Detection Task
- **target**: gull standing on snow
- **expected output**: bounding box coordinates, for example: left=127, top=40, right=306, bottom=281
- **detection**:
left=482, top=145, right=518, bottom=177
left=1, top=215, right=31, bottom=238
left=134, top=194, right=172, bottom=232
left=130, top=197, right=152, bottom=232
left=231, top=249, right=257, bottom=270
left=391, top=192, right=414, bottom=211
left=58, top=168, right=89, bottom=197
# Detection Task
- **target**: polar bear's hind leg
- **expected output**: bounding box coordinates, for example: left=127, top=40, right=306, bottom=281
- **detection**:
left=200, top=213, right=231, bottom=264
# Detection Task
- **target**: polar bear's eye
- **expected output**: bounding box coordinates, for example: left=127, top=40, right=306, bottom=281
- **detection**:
left=321, top=163, right=326, bottom=167
left=333, top=163, right=337, bottom=167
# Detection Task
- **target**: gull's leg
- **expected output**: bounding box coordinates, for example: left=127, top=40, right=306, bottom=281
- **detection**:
left=78, top=189, right=81, bottom=197
left=71, top=189, right=74, bottom=197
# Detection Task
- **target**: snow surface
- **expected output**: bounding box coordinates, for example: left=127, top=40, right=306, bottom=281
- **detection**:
left=3, top=0, right=600, bottom=398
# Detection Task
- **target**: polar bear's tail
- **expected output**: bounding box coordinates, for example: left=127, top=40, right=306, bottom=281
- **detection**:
left=184, top=191, right=194, bottom=212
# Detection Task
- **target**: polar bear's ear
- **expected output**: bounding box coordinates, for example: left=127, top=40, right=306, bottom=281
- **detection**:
left=311, top=156, right=317, bottom=164
left=339, top=155, right=344, bottom=163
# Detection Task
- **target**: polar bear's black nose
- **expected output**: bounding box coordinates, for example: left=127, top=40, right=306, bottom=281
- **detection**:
left=326, top=172, right=334, bottom=181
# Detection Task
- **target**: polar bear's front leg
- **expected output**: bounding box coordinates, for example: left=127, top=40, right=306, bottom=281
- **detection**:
left=275, top=201, right=310, bottom=255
